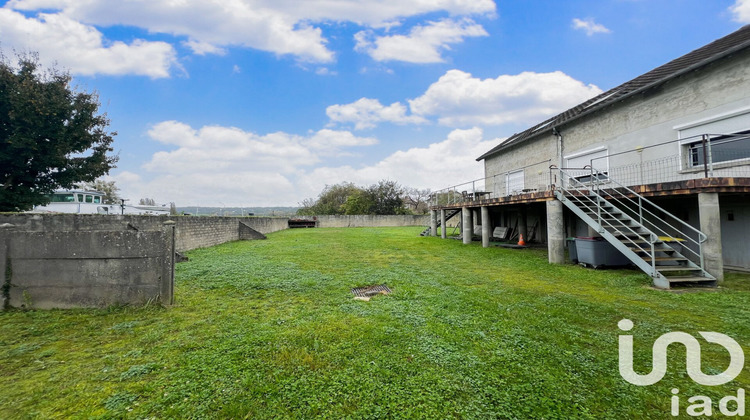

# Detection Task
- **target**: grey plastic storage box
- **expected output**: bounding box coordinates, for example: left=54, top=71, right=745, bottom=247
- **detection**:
left=575, top=237, right=630, bottom=267
left=566, top=237, right=578, bottom=263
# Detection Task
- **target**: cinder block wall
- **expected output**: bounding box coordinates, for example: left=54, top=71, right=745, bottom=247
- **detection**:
left=0, top=214, right=426, bottom=254
left=311, top=215, right=429, bottom=228
left=0, top=214, right=290, bottom=252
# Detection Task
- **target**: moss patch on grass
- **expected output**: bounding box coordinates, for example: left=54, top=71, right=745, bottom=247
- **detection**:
left=2, top=226, right=750, bottom=418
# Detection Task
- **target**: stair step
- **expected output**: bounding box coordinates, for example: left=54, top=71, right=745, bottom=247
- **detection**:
left=583, top=212, right=624, bottom=219
left=629, top=247, right=675, bottom=254
left=657, top=266, right=702, bottom=272
left=613, top=231, right=644, bottom=237
left=667, top=276, right=717, bottom=284
left=642, top=256, right=688, bottom=262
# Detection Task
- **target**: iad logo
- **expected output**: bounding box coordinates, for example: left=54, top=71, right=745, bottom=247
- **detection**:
left=618, top=319, right=746, bottom=417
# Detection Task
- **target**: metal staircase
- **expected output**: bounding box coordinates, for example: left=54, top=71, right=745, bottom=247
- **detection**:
left=421, top=209, right=461, bottom=236
left=552, top=167, right=716, bottom=289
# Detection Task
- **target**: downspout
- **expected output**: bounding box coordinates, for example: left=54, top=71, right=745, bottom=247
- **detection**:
left=553, top=127, right=564, bottom=188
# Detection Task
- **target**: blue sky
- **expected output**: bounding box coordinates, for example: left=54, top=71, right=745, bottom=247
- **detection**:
left=1, top=0, right=748, bottom=206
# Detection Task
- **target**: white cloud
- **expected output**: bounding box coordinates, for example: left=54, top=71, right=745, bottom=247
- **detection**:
left=326, top=98, right=428, bottom=130
left=408, top=69, right=603, bottom=126
left=730, top=0, right=750, bottom=23
left=303, top=127, right=496, bottom=192
left=114, top=123, right=495, bottom=206
left=328, top=70, right=602, bottom=129
left=5, top=0, right=497, bottom=67
left=315, top=67, right=338, bottom=76
left=571, top=18, right=611, bottom=36
left=183, top=39, right=226, bottom=56
left=113, top=121, right=379, bottom=206
left=0, top=9, right=177, bottom=78
left=355, top=18, right=488, bottom=63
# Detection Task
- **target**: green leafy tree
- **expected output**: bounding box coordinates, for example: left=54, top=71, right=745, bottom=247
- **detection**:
left=367, top=180, right=405, bottom=215
left=298, top=180, right=409, bottom=215
left=342, top=189, right=375, bottom=215
left=0, top=54, right=117, bottom=211
left=296, top=182, right=362, bottom=215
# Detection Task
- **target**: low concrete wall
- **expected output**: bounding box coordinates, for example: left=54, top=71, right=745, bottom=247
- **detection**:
left=312, top=215, right=429, bottom=228
left=0, top=214, right=290, bottom=252
left=2, top=228, right=173, bottom=309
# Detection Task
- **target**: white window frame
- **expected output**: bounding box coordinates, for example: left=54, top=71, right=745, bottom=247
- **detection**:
left=674, top=107, right=750, bottom=170
left=505, top=169, right=524, bottom=194
left=564, top=146, right=609, bottom=181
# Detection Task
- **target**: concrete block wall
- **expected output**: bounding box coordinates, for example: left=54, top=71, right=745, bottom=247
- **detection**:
left=313, top=215, right=429, bottom=228
left=2, top=229, right=173, bottom=309
left=0, top=214, right=290, bottom=252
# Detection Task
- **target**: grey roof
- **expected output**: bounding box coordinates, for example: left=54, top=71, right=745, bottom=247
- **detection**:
left=477, top=25, right=750, bottom=161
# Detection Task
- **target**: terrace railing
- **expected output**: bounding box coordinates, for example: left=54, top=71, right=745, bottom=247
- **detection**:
left=430, top=159, right=552, bottom=207
left=431, top=133, right=750, bottom=208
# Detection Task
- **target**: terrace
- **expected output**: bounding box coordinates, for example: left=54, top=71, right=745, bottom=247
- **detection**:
left=430, top=133, right=750, bottom=210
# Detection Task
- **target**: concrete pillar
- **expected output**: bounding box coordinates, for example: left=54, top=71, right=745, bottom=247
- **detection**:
left=462, top=207, right=472, bottom=244
left=699, top=192, right=723, bottom=281
left=519, top=207, right=528, bottom=241
left=481, top=206, right=490, bottom=248
left=546, top=200, right=565, bottom=264
left=430, top=210, right=438, bottom=237
left=440, top=209, right=447, bottom=239
left=469, top=208, right=474, bottom=237
left=163, top=220, right=177, bottom=305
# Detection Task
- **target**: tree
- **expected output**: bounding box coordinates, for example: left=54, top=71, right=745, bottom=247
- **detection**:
left=0, top=53, right=117, bottom=211
left=297, top=180, right=411, bottom=215
left=403, top=187, right=432, bottom=214
left=296, top=182, right=362, bottom=215
left=367, top=180, right=405, bottom=215
left=139, top=198, right=156, bottom=206
left=296, top=197, right=317, bottom=216
left=77, top=179, right=120, bottom=204
left=341, top=189, right=375, bottom=215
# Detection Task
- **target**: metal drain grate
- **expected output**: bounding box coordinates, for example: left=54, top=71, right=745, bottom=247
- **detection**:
left=351, top=284, right=391, bottom=298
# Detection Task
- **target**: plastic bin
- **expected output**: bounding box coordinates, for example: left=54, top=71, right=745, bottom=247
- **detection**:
left=566, top=237, right=578, bottom=263
left=575, top=237, right=630, bottom=268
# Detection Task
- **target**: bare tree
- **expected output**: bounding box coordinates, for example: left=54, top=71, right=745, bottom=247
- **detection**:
left=403, top=187, right=432, bottom=214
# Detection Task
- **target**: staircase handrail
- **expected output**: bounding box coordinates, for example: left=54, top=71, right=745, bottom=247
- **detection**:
left=561, top=165, right=707, bottom=272
left=554, top=166, right=660, bottom=251
left=585, top=167, right=707, bottom=271
left=552, top=165, right=662, bottom=276
left=586, top=166, right=707, bottom=242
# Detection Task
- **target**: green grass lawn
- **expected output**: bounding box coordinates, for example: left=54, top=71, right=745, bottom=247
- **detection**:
left=2, top=227, right=750, bottom=419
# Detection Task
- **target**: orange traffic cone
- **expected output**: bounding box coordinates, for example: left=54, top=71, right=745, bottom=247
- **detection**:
left=517, top=234, right=526, bottom=246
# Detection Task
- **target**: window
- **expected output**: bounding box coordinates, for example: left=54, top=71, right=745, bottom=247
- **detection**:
left=50, top=194, right=75, bottom=203
left=565, top=147, right=608, bottom=182
left=85, top=195, right=93, bottom=203
left=93, top=196, right=101, bottom=204
left=506, top=170, right=524, bottom=194
left=686, top=132, right=750, bottom=168
left=77, top=194, right=84, bottom=202
left=676, top=108, right=750, bottom=169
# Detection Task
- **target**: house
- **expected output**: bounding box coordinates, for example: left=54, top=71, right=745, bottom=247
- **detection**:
left=429, top=25, right=750, bottom=289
